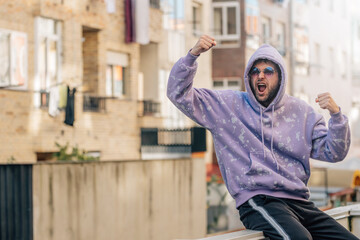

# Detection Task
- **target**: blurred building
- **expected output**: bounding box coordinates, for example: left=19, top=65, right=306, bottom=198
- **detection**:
left=0, top=1, right=210, bottom=239
left=292, top=0, right=352, bottom=117
left=211, top=0, right=246, bottom=91
left=0, top=0, right=212, bottom=163
left=0, top=0, right=153, bottom=162
left=349, top=0, right=360, bottom=159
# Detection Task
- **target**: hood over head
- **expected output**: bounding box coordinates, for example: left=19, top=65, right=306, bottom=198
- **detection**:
left=244, top=44, right=287, bottom=111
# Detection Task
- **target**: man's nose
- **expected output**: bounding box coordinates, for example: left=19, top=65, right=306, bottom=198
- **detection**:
left=258, top=71, right=265, bottom=79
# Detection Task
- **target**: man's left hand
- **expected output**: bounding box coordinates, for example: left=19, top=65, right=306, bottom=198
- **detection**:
left=316, top=92, right=340, bottom=114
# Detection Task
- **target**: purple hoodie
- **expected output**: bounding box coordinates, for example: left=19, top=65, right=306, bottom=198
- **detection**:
left=167, top=44, right=351, bottom=208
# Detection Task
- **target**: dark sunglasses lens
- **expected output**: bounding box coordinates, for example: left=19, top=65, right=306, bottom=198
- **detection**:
left=251, top=68, right=260, bottom=76
left=264, top=67, right=275, bottom=76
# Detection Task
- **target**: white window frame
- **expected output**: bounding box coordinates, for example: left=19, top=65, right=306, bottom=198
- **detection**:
left=275, top=21, right=286, bottom=55
left=34, top=17, right=62, bottom=107
left=261, top=16, right=271, bottom=44
left=212, top=2, right=240, bottom=44
left=0, top=28, right=28, bottom=90
left=213, top=78, right=241, bottom=90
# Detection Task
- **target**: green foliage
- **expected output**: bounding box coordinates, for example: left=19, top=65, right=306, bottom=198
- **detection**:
left=53, top=142, right=99, bottom=162
left=7, top=156, right=16, bottom=164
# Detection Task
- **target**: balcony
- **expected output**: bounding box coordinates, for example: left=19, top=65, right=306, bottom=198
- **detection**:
left=141, top=127, right=206, bottom=160
left=138, top=100, right=161, bottom=116
left=83, top=95, right=106, bottom=113
left=150, top=0, right=160, bottom=9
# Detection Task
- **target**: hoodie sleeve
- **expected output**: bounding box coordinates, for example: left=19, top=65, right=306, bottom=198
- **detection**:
left=310, top=110, right=351, bottom=162
left=167, top=51, right=219, bottom=130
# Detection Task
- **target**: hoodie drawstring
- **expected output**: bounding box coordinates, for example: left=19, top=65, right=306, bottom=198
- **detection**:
left=260, top=109, right=266, bottom=158
left=260, top=105, right=279, bottom=171
left=271, top=105, right=279, bottom=171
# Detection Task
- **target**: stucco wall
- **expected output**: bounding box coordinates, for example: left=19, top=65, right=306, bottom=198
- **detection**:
left=32, top=158, right=206, bottom=240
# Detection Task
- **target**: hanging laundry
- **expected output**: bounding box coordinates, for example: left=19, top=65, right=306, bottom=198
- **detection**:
left=48, top=86, right=60, bottom=117
left=58, top=84, right=68, bottom=109
left=64, top=86, right=76, bottom=126
left=125, top=0, right=135, bottom=43
left=135, top=0, right=149, bottom=45
left=125, top=0, right=149, bottom=44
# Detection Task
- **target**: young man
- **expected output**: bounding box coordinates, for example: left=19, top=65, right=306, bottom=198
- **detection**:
left=167, top=35, right=358, bottom=240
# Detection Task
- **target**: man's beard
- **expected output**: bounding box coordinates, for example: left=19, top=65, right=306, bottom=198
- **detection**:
left=258, top=86, right=279, bottom=107
left=251, top=82, right=281, bottom=108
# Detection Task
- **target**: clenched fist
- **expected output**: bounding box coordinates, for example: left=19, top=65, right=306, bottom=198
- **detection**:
left=190, top=35, right=217, bottom=56
left=315, top=92, right=340, bottom=114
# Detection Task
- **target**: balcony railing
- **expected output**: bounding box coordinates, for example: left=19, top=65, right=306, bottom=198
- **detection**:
left=150, top=0, right=160, bottom=9
left=140, top=127, right=206, bottom=160
left=83, top=95, right=106, bottom=112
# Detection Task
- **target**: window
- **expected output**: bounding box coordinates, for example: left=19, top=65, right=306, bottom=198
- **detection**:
left=0, top=29, right=27, bottom=89
left=212, top=1, right=240, bottom=46
left=313, top=43, right=321, bottom=75
left=342, top=0, right=347, bottom=18
left=150, top=0, right=160, bottom=9
left=313, top=0, right=320, bottom=7
left=34, top=17, right=62, bottom=107
left=353, top=21, right=360, bottom=86
left=329, top=47, right=334, bottom=76
left=294, top=26, right=309, bottom=75
left=341, top=51, right=347, bottom=79
left=106, top=51, right=128, bottom=97
left=213, top=79, right=240, bottom=90
left=192, top=3, right=202, bottom=36
left=168, top=31, right=185, bottom=63
left=328, top=0, right=334, bottom=12
left=275, top=22, right=286, bottom=55
left=105, top=0, right=116, bottom=13
left=246, top=0, right=260, bottom=49
left=163, top=0, right=184, bottom=31
left=261, top=17, right=271, bottom=44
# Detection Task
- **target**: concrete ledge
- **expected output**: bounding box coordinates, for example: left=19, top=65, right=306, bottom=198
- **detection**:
left=190, top=230, right=265, bottom=240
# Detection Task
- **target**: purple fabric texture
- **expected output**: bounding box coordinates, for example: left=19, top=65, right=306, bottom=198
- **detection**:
left=167, top=45, right=351, bottom=207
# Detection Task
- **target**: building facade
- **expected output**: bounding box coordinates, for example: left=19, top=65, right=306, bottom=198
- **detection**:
left=0, top=0, right=163, bottom=162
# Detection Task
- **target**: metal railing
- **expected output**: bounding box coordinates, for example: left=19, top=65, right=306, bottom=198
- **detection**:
left=140, top=127, right=206, bottom=160
left=83, top=95, right=106, bottom=112
left=150, top=0, right=160, bottom=9
left=143, top=100, right=161, bottom=115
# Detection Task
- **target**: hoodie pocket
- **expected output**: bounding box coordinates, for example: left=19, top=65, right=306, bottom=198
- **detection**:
left=245, top=151, right=285, bottom=190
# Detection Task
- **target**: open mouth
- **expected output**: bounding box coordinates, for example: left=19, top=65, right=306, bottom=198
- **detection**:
left=257, top=83, right=266, bottom=93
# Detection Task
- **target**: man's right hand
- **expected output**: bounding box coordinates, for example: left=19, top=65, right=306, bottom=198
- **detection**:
left=190, top=35, right=217, bottom=56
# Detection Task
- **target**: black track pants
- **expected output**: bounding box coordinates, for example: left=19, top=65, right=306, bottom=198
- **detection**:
left=238, top=195, right=359, bottom=240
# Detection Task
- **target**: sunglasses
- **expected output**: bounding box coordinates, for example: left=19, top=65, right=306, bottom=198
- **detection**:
left=250, top=67, right=276, bottom=78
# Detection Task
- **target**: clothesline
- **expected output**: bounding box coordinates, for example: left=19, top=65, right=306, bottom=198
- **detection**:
left=0, top=82, right=85, bottom=93
left=42, top=82, right=83, bottom=91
